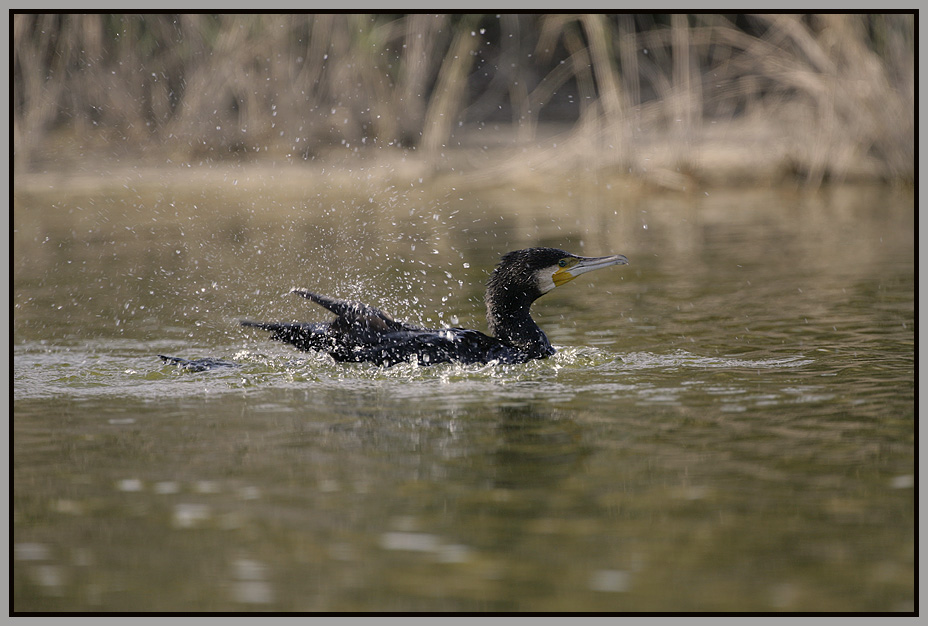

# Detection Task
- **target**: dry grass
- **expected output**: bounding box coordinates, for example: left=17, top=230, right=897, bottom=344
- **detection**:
left=12, top=13, right=915, bottom=187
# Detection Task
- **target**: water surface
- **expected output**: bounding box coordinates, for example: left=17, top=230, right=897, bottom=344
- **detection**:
left=13, top=175, right=914, bottom=611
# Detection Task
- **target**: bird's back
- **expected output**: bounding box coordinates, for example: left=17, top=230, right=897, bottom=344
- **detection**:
left=241, top=291, right=531, bottom=366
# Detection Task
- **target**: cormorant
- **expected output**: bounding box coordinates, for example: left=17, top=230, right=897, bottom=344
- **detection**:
left=238, top=247, right=628, bottom=367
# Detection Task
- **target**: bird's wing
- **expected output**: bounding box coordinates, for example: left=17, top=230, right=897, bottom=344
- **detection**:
left=289, top=289, right=411, bottom=332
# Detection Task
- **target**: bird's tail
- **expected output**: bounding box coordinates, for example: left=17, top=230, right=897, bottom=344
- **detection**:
left=240, top=320, right=333, bottom=352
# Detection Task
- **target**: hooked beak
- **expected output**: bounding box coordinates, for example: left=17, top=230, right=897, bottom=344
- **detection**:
left=552, top=253, right=629, bottom=287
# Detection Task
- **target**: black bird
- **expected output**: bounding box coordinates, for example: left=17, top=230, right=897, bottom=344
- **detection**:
left=240, top=247, right=628, bottom=367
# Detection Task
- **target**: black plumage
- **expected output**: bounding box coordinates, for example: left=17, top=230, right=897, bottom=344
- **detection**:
left=240, top=247, right=628, bottom=367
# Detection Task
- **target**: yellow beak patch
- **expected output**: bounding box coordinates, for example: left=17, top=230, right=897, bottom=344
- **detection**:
left=552, top=268, right=577, bottom=287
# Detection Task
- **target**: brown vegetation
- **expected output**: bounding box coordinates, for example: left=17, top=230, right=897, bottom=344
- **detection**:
left=12, top=13, right=915, bottom=187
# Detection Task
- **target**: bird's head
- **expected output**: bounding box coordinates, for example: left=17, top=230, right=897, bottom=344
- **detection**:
left=486, top=247, right=629, bottom=306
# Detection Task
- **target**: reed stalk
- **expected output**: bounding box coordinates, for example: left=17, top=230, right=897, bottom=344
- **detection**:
left=12, top=13, right=914, bottom=185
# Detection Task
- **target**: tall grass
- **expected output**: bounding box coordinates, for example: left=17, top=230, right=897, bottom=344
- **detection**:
left=12, top=13, right=915, bottom=184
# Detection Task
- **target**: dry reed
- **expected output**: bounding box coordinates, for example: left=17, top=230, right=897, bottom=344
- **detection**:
left=12, top=13, right=915, bottom=186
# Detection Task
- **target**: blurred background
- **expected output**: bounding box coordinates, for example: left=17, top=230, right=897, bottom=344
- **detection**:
left=13, top=13, right=915, bottom=188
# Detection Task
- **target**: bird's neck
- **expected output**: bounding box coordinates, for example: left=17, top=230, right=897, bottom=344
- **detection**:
left=486, top=297, right=553, bottom=358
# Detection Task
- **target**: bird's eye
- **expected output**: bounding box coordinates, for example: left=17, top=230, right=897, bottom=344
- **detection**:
left=558, top=259, right=569, bottom=268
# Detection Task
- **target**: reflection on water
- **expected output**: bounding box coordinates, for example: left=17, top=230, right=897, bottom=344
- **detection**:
left=13, top=178, right=914, bottom=612
left=488, top=404, right=587, bottom=490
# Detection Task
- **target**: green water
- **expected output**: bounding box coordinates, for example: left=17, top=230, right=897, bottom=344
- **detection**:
left=12, top=174, right=914, bottom=612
